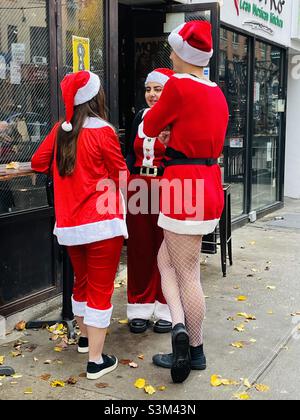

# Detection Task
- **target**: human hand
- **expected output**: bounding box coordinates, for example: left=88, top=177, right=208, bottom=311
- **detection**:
left=158, top=130, right=170, bottom=146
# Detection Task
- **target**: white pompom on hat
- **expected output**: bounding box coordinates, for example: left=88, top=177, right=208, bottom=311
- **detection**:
left=60, top=71, right=101, bottom=132
left=168, top=20, right=214, bottom=67
left=145, top=68, right=175, bottom=87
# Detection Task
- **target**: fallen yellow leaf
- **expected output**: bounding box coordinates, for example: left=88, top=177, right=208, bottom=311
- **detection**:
left=134, top=378, right=146, bottom=389
left=12, top=374, right=23, bottom=379
left=138, top=354, right=144, bottom=360
left=221, top=379, right=240, bottom=386
left=237, top=313, right=256, bottom=320
left=211, top=375, right=222, bottom=387
left=144, top=385, right=156, bottom=395
left=0, top=356, right=5, bottom=365
left=249, top=241, right=256, bottom=245
left=118, top=319, right=129, bottom=325
left=236, top=296, right=247, bottom=302
left=158, top=385, right=166, bottom=391
left=255, top=384, right=270, bottom=393
left=24, top=388, right=33, bottom=395
left=54, top=347, right=63, bottom=353
left=234, top=393, right=250, bottom=400
left=234, top=324, right=245, bottom=333
left=50, top=380, right=65, bottom=388
left=10, top=351, right=22, bottom=357
left=244, top=378, right=252, bottom=388
left=249, top=339, right=257, bottom=343
left=267, top=310, right=274, bottom=315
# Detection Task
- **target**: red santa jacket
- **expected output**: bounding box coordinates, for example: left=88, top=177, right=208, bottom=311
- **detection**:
left=141, top=74, right=229, bottom=235
left=31, top=117, right=129, bottom=246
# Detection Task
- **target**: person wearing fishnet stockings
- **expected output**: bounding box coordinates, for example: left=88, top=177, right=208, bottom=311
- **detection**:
left=160, top=231, right=206, bottom=347
left=153, top=232, right=207, bottom=382
left=141, top=21, right=229, bottom=383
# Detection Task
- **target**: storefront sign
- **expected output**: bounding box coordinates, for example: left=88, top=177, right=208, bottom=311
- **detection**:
left=11, top=43, right=26, bottom=65
left=72, top=36, right=90, bottom=73
left=221, top=0, right=292, bottom=46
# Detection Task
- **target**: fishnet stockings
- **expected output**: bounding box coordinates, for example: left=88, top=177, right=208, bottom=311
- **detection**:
left=157, top=230, right=205, bottom=347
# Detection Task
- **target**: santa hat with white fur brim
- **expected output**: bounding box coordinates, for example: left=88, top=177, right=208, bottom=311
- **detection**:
left=145, top=68, right=175, bottom=87
left=61, top=71, right=101, bottom=132
left=168, top=20, right=213, bottom=67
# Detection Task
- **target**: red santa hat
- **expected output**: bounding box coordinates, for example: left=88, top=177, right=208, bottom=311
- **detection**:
left=168, top=20, right=213, bottom=67
left=145, top=68, right=175, bottom=87
left=60, top=71, right=101, bottom=132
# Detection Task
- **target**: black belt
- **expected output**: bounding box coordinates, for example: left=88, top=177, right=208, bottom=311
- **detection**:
left=164, top=147, right=218, bottom=167
left=164, top=158, right=218, bottom=167
left=132, top=166, right=164, bottom=177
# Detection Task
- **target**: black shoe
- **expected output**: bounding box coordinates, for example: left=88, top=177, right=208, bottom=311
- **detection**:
left=171, top=323, right=191, bottom=383
left=153, top=352, right=206, bottom=371
left=78, top=337, right=89, bottom=354
left=86, top=355, right=118, bottom=380
left=129, top=319, right=150, bottom=334
left=153, top=319, right=172, bottom=334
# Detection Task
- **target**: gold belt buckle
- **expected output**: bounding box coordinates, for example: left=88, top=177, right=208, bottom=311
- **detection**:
left=140, top=166, right=158, bottom=177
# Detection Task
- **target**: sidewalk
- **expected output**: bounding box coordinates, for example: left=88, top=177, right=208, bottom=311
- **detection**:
left=1, top=198, right=300, bottom=401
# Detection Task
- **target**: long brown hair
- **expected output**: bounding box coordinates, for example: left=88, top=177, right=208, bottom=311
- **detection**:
left=56, top=86, right=108, bottom=177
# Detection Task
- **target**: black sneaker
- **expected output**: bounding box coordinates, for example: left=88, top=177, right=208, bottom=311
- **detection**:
left=153, top=352, right=206, bottom=371
left=86, top=355, right=118, bottom=380
left=171, top=323, right=191, bottom=383
left=78, top=337, right=89, bottom=354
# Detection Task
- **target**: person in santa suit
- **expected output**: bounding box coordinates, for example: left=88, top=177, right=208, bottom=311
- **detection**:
left=139, top=21, right=229, bottom=383
left=31, top=71, right=129, bottom=380
left=126, top=68, right=174, bottom=334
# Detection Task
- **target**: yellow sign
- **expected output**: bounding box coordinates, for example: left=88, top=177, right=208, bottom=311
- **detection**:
left=72, top=36, right=90, bottom=73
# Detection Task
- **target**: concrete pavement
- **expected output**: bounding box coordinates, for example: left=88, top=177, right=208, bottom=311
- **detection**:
left=1, top=198, right=300, bottom=401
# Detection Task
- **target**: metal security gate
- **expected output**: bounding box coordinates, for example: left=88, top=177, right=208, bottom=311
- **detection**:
left=0, top=0, right=108, bottom=316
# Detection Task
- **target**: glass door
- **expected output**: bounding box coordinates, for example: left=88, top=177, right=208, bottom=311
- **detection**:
left=132, top=2, right=220, bottom=111
left=251, top=42, right=284, bottom=211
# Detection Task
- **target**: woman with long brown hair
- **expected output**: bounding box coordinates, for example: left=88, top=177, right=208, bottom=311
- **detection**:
left=32, top=71, right=129, bottom=380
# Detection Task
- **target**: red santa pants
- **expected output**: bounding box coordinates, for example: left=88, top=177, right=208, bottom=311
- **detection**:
left=67, top=236, right=124, bottom=329
left=127, top=178, right=171, bottom=322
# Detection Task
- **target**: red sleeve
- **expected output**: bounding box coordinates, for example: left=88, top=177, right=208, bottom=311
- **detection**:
left=142, top=77, right=181, bottom=138
left=100, top=127, right=129, bottom=190
left=31, top=124, right=59, bottom=174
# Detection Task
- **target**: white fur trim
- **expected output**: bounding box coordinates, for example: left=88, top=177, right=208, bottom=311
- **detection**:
left=72, top=297, right=86, bottom=318
left=174, top=73, right=217, bottom=87
left=154, top=301, right=172, bottom=322
left=158, top=212, right=219, bottom=235
left=62, top=121, right=73, bottom=132
left=138, top=120, right=147, bottom=139
left=169, top=26, right=213, bottom=67
left=54, top=218, right=128, bottom=246
left=83, top=117, right=115, bottom=130
left=145, top=71, right=169, bottom=87
left=142, top=137, right=156, bottom=167
left=84, top=305, right=113, bottom=329
left=74, top=72, right=101, bottom=106
left=127, top=303, right=155, bottom=321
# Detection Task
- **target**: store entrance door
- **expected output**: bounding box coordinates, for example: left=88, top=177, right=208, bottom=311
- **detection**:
left=118, top=1, right=220, bottom=147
